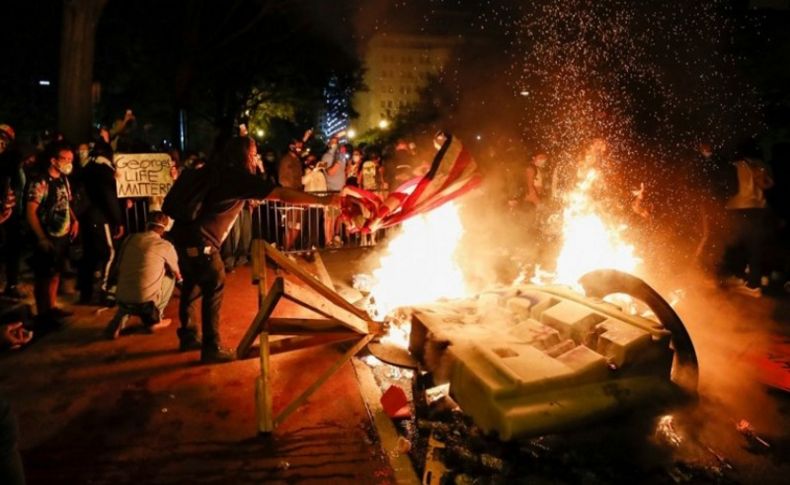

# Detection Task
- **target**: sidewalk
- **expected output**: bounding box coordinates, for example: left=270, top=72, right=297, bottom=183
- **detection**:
left=0, top=264, right=394, bottom=484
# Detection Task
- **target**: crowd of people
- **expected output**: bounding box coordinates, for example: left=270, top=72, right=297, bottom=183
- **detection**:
left=1, top=112, right=787, bottom=363
left=0, top=116, right=788, bottom=484
left=498, top=137, right=787, bottom=298
left=0, top=115, right=434, bottom=359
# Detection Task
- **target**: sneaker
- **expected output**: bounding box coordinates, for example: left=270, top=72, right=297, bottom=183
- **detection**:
left=104, top=315, right=128, bottom=340
left=179, top=337, right=202, bottom=352
left=144, top=318, right=172, bottom=333
left=3, top=286, right=28, bottom=300
left=200, top=347, right=237, bottom=364
left=100, top=293, right=117, bottom=308
left=731, top=283, right=762, bottom=298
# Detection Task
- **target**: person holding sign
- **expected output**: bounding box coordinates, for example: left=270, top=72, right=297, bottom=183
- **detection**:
left=165, top=136, right=339, bottom=364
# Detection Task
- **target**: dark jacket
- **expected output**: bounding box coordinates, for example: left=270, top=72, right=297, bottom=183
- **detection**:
left=171, top=166, right=275, bottom=250
left=81, top=157, right=123, bottom=227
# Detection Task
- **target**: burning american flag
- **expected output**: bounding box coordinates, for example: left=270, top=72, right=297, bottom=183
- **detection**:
left=340, top=133, right=481, bottom=233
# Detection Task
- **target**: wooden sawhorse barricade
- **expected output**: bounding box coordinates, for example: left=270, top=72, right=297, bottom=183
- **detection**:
left=236, top=241, right=381, bottom=434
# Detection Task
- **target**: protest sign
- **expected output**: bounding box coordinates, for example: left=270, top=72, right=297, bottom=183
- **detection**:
left=115, top=153, right=174, bottom=198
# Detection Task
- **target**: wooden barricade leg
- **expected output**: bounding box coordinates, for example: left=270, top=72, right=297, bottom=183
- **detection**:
left=242, top=241, right=381, bottom=434
left=273, top=334, right=375, bottom=427
left=256, top=330, right=274, bottom=434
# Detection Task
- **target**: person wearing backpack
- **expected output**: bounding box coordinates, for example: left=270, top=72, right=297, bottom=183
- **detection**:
left=164, top=136, right=338, bottom=363
left=25, top=141, right=79, bottom=329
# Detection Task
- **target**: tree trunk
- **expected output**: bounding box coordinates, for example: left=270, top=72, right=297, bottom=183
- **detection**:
left=58, top=0, right=107, bottom=143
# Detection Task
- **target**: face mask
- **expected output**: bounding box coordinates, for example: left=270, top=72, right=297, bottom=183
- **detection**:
left=57, top=161, right=74, bottom=175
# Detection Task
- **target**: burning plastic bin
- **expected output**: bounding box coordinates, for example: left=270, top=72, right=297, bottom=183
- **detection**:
left=408, top=272, right=697, bottom=440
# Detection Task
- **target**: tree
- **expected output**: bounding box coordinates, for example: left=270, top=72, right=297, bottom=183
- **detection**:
left=58, top=0, right=107, bottom=143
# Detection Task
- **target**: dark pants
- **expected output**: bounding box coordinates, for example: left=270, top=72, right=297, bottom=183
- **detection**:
left=721, top=209, right=769, bottom=288
left=177, top=249, right=225, bottom=351
left=78, top=221, right=116, bottom=300
left=0, top=213, right=23, bottom=288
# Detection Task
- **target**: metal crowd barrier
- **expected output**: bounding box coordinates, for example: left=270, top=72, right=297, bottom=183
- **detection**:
left=251, top=190, right=390, bottom=253
left=122, top=190, right=391, bottom=253
left=123, top=198, right=150, bottom=234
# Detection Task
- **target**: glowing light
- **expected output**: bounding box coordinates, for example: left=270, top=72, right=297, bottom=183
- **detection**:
left=529, top=168, right=640, bottom=292
left=347, top=128, right=357, bottom=139
left=519, top=90, right=529, bottom=96
left=475, top=134, right=482, bottom=141
left=255, top=129, right=265, bottom=138
left=381, top=320, right=411, bottom=349
left=368, top=203, right=468, bottom=317
left=554, top=169, right=640, bottom=288
left=378, top=119, right=390, bottom=130
left=38, top=80, right=51, bottom=86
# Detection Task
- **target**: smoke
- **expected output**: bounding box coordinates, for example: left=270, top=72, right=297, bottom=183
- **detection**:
left=351, top=0, right=781, bottom=435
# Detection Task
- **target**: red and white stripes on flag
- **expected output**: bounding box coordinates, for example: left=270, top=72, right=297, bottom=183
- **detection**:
left=340, top=134, right=481, bottom=233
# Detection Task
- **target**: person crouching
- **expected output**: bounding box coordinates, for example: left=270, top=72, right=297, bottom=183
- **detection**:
left=104, top=211, right=180, bottom=339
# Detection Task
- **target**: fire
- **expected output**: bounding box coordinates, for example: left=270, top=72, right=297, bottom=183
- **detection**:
left=550, top=168, right=641, bottom=289
left=364, top=166, right=645, bottom=350
left=368, top=202, right=469, bottom=318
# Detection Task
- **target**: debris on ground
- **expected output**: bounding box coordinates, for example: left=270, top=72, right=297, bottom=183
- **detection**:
left=380, top=385, right=411, bottom=419
left=736, top=419, right=771, bottom=448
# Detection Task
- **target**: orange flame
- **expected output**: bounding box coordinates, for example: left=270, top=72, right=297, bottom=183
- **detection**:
left=369, top=203, right=469, bottom=318
left=538, top=168, right=641, bottom=290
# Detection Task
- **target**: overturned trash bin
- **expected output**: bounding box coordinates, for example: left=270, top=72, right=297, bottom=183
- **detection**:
left=407, top=270, right=698, bottom=441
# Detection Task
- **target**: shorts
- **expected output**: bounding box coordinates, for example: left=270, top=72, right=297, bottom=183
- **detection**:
left=30, top=236, right=70, bottom=278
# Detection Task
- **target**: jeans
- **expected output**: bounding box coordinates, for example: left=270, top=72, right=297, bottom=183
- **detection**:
left=177, top=249, right=225, bottom=350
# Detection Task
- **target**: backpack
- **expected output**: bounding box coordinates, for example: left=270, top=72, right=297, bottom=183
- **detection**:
left=162, top=165, right=216, bottom=222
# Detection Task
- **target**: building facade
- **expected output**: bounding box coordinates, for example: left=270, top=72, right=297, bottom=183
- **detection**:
left=353, top=33, right=462, bottom=134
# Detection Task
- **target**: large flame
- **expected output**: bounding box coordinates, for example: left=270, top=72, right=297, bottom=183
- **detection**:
left=364, top=166, right=644, bottom=352
left=547, top=168, right=641, bottom=288
left=369, top=203, right=469, bottom=318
